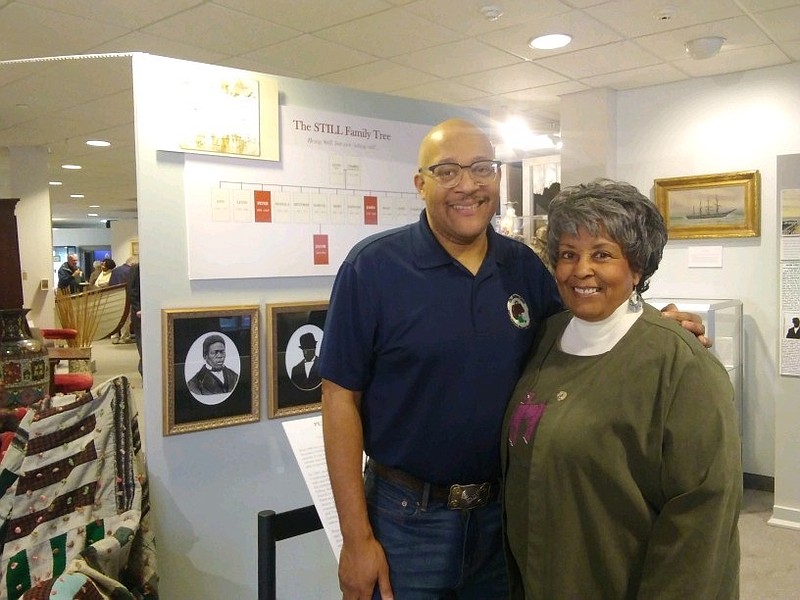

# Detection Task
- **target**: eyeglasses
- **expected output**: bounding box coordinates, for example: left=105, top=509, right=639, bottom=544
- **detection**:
left=419, top=160, right=501, bottom=188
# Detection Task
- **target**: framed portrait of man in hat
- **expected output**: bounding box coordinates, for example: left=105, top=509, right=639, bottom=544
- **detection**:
left=266, top=301, right=328, bottom=418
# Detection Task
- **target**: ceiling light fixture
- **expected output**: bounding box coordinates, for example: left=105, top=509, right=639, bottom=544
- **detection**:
left=480, top=5, right=503, bottom=21
left=49, top=181, right=62, bottom=186
left=684, top=36, right=725, bottom=60
left=85, top=139, right=111, bottom=147
left=70, top=194, right=85, bottom=198
left=61, top=164, right=82, bottom=170
left=529, top=33, right=572, bottom=50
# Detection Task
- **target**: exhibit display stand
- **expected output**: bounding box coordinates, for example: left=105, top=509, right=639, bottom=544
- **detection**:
left=647, top=298, right=744, bottom=436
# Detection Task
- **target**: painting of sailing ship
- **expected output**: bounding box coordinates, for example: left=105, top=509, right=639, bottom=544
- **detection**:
left=685, top=196, right=735, bottom=220
left=654, top=170, right=760, bottom=239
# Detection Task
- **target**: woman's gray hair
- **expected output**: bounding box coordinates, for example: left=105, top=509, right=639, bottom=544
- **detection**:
left=546, top=179, right=667, bottom=294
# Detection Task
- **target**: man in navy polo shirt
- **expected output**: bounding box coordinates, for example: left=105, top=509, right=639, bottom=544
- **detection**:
left=319, top=119, right=707, bottom=599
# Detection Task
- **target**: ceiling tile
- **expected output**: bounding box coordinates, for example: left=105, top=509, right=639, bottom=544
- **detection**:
left=211, top=0, right=392, bottom=32
left=755, top=6, right=800, bottom=42
left=18, top=0, right=203, bottom=29
left=314, top=8, right=460, bottom=58
left=580, top=63, right=689, bottom=89
left=500, top=80, right=590, bottom=104
left=0, top=3, right=128, bottom=60
left=534, top=41, right=661, bottom=79
left=141, top=4, right=300, bottom=56
left=318, top=61, right=439, bottom=94
left=240, top=35, right=375, bottom=78
left=392, top=79, right=488, bottom=105
left=220, top=56, right=306, bottom=79
left=392, top=39, right=520, bottom=78
left=454, top=62, right=568, bottom=94
left=737, top=0, right=800, bottom=11
left=586, top=0, right=744, bottom=38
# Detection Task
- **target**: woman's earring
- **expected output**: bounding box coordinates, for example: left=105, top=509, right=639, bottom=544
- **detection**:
left=628, top=289, right=642, bottom=312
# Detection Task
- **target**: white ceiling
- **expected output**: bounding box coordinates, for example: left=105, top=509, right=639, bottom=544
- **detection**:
left=0, top=0, right=798, bottom=227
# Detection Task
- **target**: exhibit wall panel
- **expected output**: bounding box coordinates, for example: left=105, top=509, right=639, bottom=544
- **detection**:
left=132, top=53, right=487, bottom=599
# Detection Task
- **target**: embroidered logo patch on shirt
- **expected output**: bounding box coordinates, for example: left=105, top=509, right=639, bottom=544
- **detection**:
left=507, top=294, right=531, bottom=329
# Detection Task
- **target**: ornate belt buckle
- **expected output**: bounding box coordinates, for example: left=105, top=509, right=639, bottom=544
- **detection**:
left=447, top=482, right=490, bottom=509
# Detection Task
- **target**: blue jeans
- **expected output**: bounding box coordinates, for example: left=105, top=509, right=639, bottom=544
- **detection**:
left=365, top=464, right=509, bottom=600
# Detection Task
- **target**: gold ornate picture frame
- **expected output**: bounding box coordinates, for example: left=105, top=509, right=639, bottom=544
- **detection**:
left=266, top=301, right=328, bottom=419
left=654, top=170, right=760, bottom=240
left=162, top=305, right=260, bottom=435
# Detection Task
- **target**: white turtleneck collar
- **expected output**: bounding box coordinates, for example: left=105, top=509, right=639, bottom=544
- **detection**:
left=559, top=299, right=643, bottom=356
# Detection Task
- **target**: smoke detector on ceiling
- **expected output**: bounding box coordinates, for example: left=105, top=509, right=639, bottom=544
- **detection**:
left=480, top=5, right=504, bottom=21
left=654, top=6, right=677, bottom=21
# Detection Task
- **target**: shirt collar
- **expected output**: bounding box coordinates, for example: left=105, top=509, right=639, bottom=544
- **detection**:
left=411, top=209, right=505, bottom=271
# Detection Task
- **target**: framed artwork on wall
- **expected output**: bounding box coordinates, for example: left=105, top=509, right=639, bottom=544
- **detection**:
left=162, top=305, right=260, bottom=435
left=266, top=301, right=328, bottom=419
left=654, top=170, right=760, bottom=240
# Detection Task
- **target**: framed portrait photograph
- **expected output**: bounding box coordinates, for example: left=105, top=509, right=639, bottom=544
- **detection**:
left=162, top=305, right=260, bottom=435
left=266, top=301, right=328, bottom=418
left=654, top=170, right=760, bottom=240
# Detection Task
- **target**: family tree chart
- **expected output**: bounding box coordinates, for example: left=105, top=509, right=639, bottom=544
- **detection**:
left=184, top=106, right=429, bottom=279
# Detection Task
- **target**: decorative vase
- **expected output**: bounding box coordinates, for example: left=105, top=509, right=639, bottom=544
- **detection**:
left=0, top=308, right=49, bottom=408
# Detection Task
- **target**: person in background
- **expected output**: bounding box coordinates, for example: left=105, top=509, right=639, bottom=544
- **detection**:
left=319, top=119, right=711, bottom=600
left=94, top=258, right=116, bottom=288
left=128, top=262, right=142, bottom=376
left=109, top=255, right=137, bottom=287
left=57, top=253, right=82, bottom=293
left=503, top=179, right=741, bottom=600
left=110, top=256, right=138, bottom=344
left=87, top=260, right=103, bottom=288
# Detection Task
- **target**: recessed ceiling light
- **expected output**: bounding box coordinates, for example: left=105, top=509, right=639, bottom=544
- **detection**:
left=86, top=140, right=111, bottom=147
left=529, top=33, right=572, bottom=50
left=49, top=181, right=63, bottom=186
left=89, top=204, right=100, bottom=208
left=70, top=194, right=85, bottom=198
left=61, top=164, right=82, bottom=170
left=87, top=213, right=99, bottom=217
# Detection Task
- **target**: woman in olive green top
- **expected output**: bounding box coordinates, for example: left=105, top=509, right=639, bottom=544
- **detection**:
left=502, top=180, right=741, bottom=599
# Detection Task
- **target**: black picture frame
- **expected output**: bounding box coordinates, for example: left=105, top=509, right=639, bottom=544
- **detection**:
left=266, top=301, right=328, bottom=418
left=162, top=305, right=260, bottom=435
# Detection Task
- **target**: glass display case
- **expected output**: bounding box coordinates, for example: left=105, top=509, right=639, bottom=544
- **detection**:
left=647, top=298, right=743, bottom=437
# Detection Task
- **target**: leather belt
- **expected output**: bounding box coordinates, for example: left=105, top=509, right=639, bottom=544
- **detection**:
left=367, top=459, right=499, bottom=510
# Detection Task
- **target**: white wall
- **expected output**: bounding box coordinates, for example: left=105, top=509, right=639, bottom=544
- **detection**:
left=109, top=218, right=138, bottom=264
left=614, top=62, right=800, bottom=527
left=132, top=54, right=488, bottom=599
left=10, top=146, right=55, bottom=328
left=52, top=227, right=111, bottom=247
